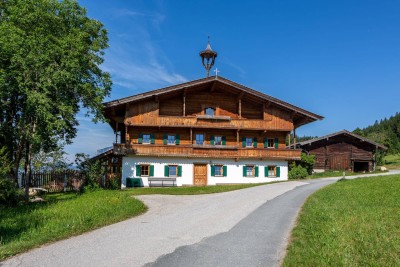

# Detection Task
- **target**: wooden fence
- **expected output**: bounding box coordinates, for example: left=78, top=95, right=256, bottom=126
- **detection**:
left=21, top=170, right=86, bottom=192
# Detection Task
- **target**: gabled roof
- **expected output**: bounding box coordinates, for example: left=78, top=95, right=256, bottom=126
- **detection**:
left=294, top=130, right=387, bottom=150
left=103, top=75, right=324, bottom=127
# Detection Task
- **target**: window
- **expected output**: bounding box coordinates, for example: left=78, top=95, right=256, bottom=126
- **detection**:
left=246, top=166, right=254, bottom=177
left=205, top=107, right=215, bottom=116
left=142, top=134, right=151, bottom=144
left=165, top=165, right=182, bottom=177
left=267, top=138, right=274, bottom=148
left=136, top=164, right=154, bottom=177
left=243, top=165, right=258, bottom=177
left=167, top=135, right=175, bottom=145
left=214, top=136, right=222, bottom=146
left=246, top=137, right=253, bottom=147
left=268, top=166, right=276, bottom=177
left=141, top=165, right=150, bottom=176
left=214, top=165, right=223, bottom=176
left=169, top=165, right=177, bottom=177
left=265, top=166, right=280, bottom=178
left=196, top=134, right=205, bottom=145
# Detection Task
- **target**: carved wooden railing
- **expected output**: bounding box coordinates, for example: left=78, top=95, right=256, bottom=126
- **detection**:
left=113, top=143, right=301, bottom=160
left=124, top=116, right=293, bottom=130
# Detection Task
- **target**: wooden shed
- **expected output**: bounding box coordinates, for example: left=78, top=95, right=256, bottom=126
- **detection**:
left=293, top=130, right=387, bottom=172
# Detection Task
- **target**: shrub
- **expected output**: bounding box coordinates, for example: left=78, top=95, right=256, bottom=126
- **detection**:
left=289, top=164, right=309, bottom=179
left=0, top=177, right=24, bottom=206
left=299, top=153, right=315, bottom=175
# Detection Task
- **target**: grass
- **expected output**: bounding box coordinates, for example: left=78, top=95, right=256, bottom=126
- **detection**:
left=283, top=174, right=400, bottom=267
left=0, top=190, right=146, bottom=260
left=125, top=182, right=269, bottom=195
left=306, top=169, right=386, bottom=179
left=0, top=182, right=267, bottom=260
left=383, top=154, right=400, bottom=169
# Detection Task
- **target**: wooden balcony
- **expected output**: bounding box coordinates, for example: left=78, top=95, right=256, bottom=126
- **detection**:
left=125, top=115, right=293, bottom=131
left=113, top=143, right=301, bottom=160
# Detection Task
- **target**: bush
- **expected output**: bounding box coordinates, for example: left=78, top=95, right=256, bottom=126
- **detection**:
left=0, top=177, right=23, bottom=206
left=289, top=164, right=309, bottom=179
left=299, top=153, right=315, bottom=175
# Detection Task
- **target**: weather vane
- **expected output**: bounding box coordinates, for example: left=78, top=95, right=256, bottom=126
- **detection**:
left=199, top=36, right=217, bottom=77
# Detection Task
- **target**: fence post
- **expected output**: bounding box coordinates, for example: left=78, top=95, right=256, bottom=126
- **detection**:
left=64, top=171, right=67, bottom=192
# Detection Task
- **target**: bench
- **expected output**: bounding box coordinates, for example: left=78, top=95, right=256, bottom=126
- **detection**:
left=148, top=177, right=177, bottom=187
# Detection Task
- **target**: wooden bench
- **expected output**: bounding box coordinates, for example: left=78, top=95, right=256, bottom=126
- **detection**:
left=148, top=177, right=177, bottom=187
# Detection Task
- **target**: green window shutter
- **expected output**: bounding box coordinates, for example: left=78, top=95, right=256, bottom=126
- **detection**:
left=149, top=165, right=154, bottom=176
left=222, top=136, right=226, bottom=145
left=210, top=135, right=215, bottom=145
left=242, top=137, right=246, bottom=148
left=176, top=134, right=180, bottom=145
left=150, top=134, right=155, bottom=144
left=211, top=165, right=215, bottom=176
left=264, top=166, right=268, bottom=177
left=264, top=138, right=267, bottom=148
left=243, top=166, right=247, bottom=177
left=253, top=137, right=258, bottom=148
left=136, top=165, right=141, bottom=177
left=276, top=166, right=280, bottom=177
left=164, top=165, right=169, bottom=177
left=223, top=165, right=227, bottom=177
left=274, top=138, right=279, bottom=149
left=163, top=134, right=167, bottom=145
left=138, top=133, right=143, bottom=144
left=255, top=166, right=259, bottom=177
left=178, top=165, right=182, bottom=177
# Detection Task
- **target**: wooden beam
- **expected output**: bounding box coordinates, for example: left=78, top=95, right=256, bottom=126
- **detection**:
left=183, top=94, right=186, bottom=117
left=125, top=125, right=129, bottom=144
left=190, top=128, right=193, bottom=144
left=238, top=99, right=242, bottom=119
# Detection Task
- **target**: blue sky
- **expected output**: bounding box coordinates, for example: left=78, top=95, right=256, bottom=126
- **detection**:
left=65, top=0, right=400, bottom=161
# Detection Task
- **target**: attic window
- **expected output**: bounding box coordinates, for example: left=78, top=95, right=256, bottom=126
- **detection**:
left=205, top=107, right=215, bottom=116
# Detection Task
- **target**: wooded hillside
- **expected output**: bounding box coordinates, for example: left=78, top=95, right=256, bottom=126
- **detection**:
left=353, top=112, right=400, bottom=154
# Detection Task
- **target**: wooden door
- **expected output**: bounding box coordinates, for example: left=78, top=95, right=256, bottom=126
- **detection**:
left=193, top=164, right=207, bottom=186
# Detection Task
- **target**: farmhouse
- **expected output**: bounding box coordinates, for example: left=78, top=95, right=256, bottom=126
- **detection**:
left=101, top=43, right=323, bottom=187
left=293, top=130, right=387, bottom=172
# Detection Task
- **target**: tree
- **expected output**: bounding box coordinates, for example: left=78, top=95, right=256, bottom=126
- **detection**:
left=0, top=0, right=112, bottom=202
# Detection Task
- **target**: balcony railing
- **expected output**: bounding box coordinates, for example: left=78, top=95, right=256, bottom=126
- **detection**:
left=125, top=115, right=293, bottom=131
left=113, top=143, right=301, bottom=160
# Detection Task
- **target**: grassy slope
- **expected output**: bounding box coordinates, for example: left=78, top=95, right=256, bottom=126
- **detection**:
left=383, top=154, right=400, bottom=169
left=0, top=183, right=266, bottom=260
left=283, top=174, right=400, bottom=267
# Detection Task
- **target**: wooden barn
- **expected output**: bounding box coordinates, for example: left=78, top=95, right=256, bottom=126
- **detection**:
left=293, top=130, right=387, bottom=172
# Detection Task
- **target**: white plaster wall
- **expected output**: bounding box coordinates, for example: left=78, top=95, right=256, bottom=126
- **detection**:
left=121, top=156, right=288, bottom=188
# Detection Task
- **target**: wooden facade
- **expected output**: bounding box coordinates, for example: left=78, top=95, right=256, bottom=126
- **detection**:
left=102, top=76, right=323, bottom=187
left=104, top=76, right=322, bottom=161
left=293, top=130, right=387, bottom=172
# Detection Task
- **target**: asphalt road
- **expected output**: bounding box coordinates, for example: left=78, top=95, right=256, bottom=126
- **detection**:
left=2, top=171, right=397, bottom=267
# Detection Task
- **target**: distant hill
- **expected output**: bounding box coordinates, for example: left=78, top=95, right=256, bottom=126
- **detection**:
left=353, top=112, right=400, bottom=154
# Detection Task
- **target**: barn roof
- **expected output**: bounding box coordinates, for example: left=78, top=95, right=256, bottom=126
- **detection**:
left=103, top=75, right=323, bottom=128
left=294, top=130, right=387, bottom=150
